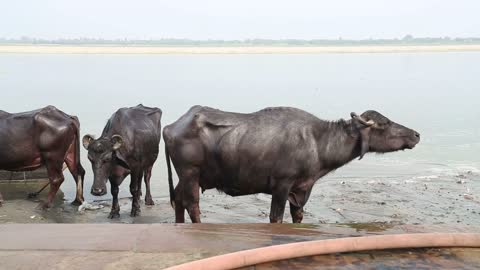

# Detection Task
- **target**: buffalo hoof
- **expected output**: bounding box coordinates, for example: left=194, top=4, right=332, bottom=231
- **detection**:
left=130, top=207, right=141, bottom=217
left=108, top=211, right=120, bottom=219
left=71, top=199, right=83, bottom=206
left=145, top=196, right=155, bottom=206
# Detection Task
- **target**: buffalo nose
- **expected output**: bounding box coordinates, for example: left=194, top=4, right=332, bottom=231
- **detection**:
left=91, top=187, right=106, bottom=196
left=414, top=132, right=420, bottom=139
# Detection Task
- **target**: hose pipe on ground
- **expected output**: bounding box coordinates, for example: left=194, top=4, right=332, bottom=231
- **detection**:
left=165, top=233, right=480, bottom=270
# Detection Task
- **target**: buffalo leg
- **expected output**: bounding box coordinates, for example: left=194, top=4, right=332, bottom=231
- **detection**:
left=108, top=166, right=128, bottom=219
left=39, top=158, right=65, bottom=209
left=0, top=191, right=3, bottom=206
left=64, top=138, right=86, bottom=205
left=130, top=170, right=143, bottom=217
left=174, top=183, right=186, bottom=223
left=109, top=179, right=120, bottom=219
left=269, top=184, right=291, bottom=223
left=290, top=204, right=304, bottom=223
left=185, top=180, right=201, bottom=223
left=143, top=166, right=154, bottom=205
left=175, top=167, right=200, bottom=223
left=66, top=155, right=86, bottom=206
left=288, top=186, right=312, bottom=224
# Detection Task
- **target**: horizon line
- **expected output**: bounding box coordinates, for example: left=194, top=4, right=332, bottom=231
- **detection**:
left=2, top=36, right=480, bottom=42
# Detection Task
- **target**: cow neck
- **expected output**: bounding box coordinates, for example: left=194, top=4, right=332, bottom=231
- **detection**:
left=345, top=120, right=364, bottom=161
left=314, top=119, right=363, bottom=167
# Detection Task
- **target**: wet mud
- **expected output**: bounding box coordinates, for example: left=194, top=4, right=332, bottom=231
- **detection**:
left=0, top=171, right=478, bottom=225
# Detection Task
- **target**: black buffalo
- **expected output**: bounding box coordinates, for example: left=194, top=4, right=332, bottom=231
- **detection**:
left=0, top=106, right=85, bottom=208
left=83, top=104, right=162, bottom=218
left=164, top=106, right=420, bottom=223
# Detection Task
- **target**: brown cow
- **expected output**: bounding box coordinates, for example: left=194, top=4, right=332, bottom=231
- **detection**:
left=0, top=106, right=85, bottom=208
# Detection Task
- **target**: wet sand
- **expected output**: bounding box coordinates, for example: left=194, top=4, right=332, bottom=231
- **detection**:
left=1, top=45, right=480, bottom=54
left=0, top=170, right=478, bottom=225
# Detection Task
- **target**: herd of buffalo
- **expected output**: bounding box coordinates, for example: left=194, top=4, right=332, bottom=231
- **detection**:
left=0, top=104, right=420, bottom=223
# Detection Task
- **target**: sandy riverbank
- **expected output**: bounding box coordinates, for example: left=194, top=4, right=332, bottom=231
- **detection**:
left=1, top=45, right=480, bottom=54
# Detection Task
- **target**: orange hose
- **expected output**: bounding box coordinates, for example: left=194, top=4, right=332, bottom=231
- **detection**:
left=164, top=233, right=480, bottom=270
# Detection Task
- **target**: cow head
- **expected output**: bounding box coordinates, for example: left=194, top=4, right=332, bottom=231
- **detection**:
left=82, top=134, right=124, bottom=196
left=351, top=110, right=420, bottom=159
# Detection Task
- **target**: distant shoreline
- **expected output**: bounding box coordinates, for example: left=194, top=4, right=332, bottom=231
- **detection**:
left=1, top=44, right=480, bottom=54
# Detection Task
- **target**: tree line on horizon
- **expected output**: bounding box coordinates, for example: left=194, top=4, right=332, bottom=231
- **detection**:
left=1, top=35, right=479, bottom=46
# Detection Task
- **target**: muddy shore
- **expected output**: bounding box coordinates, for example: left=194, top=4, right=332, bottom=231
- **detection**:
left=0, top=170, right=478, bottom=225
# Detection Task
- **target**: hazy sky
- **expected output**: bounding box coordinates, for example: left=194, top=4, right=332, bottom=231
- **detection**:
left=1, top=0, right=479, bottom=40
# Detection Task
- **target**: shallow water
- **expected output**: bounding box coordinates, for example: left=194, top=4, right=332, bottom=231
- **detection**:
left=0, top=52, right=479, bottom=223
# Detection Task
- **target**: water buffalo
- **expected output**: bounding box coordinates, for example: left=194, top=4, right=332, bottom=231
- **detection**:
left=83, top=104, right=162, bottom=218
left=164, top=106, right=420, bottom=223
left=0, top=106, right=85, bottom=208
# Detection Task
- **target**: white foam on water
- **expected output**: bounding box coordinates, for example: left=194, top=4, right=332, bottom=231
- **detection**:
left=415, top=175, right=440, bottom=180
left=453, top=165, right=480, bottom=174
left=404, top=179, right=417, bottom=184
left=398, top=162, right=480, bottom=184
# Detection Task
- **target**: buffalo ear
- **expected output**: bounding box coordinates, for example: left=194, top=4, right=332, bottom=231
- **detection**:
left=82, top=135, right=95, bottom=150
left=111, top=135, right=124, bottom=151
left=351, top=112, right=375, bottom=128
